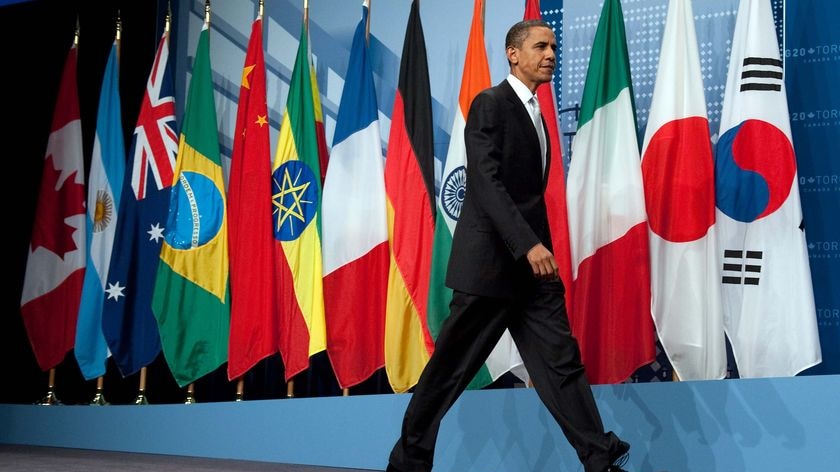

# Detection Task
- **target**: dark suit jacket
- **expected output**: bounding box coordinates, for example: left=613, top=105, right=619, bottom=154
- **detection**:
left=446, top=79, right=552, bottom=299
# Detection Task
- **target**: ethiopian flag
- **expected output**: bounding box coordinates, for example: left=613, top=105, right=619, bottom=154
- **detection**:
left=272, top=20, right=327, bottom=381
left=152, top=24, right=230, bottom=388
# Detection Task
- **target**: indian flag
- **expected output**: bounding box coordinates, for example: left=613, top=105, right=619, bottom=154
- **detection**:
left=428, top=0, right=525, bottom=389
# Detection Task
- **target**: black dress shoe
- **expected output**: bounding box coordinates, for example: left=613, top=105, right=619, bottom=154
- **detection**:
left=604, top=439, right=630, bottom=472
left=610, top=439, right=630, bottom=462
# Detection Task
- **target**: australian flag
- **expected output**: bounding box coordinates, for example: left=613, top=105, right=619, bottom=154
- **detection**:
left=101, top=33, right=178, bottom=377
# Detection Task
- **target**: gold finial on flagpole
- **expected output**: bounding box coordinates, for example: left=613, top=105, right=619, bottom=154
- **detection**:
left=204, top=0, right=211, bottom=26
left=116, top=9, right=121, bottom=41
left=115, top=10, right=122, bottom=61
left=74, top=16, right=80, bottom=46
left=259, top=0, right=264, bottom=19
left=303, top=0, right=309, bottom=29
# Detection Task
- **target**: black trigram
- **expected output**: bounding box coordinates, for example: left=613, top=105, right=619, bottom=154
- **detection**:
left=722, top=249, right=763, bottom=285
left=740, top=57, right=783, bottom=92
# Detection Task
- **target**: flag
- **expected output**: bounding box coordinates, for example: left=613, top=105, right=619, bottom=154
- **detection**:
left=227, top=17, right=277, bottom=381
left=524, top=0, right=574, bottom=316
left=102, top=32, right=177, bottom=377
left=383, top=0, right=436, bottom=393
left=20, top=43, right=86, bottom=372
left=715, top=0, right=821, bottom=377
left=322, top=2, right=389, bottom=389
left=272, top=19, right=328, bottom=380
left=641, top=0, right=726, bottom=381
left=75, top=40, right=126, bottom=380
left=425, top=0, right=523, bottom=390
left=566, top=0, right=655, bottom=384
left=151, top=24, right=230, bottom=387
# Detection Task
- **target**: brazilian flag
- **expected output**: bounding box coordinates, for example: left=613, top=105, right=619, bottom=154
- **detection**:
left=152, top=24, right=230, bottom=387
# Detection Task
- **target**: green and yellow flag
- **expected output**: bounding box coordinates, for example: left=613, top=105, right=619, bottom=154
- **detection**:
left=152, top=24, right=230, bottom=387
left=272, top=20, right=327, bottom=380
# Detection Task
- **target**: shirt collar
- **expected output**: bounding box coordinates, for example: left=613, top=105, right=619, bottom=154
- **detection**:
left=506, top=74, right=537, bottom=107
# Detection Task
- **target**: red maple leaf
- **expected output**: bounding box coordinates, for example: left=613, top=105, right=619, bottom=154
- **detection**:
left=30, top=154, right=86, bottom=258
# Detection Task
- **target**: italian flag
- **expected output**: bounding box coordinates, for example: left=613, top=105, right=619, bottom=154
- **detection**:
left=566, top=0, right=655, bottom=384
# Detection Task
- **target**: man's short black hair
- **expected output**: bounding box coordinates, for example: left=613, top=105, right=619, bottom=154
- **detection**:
left=505, top=19, right=552, bottom=50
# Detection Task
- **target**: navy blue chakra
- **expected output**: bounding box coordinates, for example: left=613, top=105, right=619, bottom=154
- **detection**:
left=442, top=165, right=466, bottom=221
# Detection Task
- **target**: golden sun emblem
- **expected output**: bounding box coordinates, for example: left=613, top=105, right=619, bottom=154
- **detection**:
left=93, top=190, right=114, bottom=233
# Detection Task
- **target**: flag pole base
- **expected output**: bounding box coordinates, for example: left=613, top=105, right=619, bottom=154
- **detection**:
left=234, top=391, right=244, bottom=402
left=134, top=389, right=149, bottom=405
left=89, top=389, right=109, bottom=406
left=37, top=389, right=61, bottom=406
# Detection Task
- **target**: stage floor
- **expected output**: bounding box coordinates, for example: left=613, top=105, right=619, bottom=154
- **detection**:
left=2, top=375, right=839, bottom=471
left=0, top=445, right=376, bottom=472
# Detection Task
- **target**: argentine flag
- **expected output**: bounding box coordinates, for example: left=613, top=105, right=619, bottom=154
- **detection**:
left=75, top=41, right=125, bottom=380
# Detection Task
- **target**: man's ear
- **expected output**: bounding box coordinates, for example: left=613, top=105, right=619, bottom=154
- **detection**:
left=506, top=46, right=518, bottom=66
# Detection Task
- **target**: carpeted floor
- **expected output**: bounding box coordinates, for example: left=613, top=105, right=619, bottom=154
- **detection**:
left=0, top=445, right=379, bottom=472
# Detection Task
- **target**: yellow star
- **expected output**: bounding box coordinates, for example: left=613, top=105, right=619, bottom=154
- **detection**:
left=272, top=166, right=313, bottom=237
left=241, top=64, right=255, bottom=89
left=255, top=114, right=268, bottom=127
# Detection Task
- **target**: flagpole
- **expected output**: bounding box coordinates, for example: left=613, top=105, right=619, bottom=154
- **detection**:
left=365, top=0, right=370, bottom=45
left=115, top=9, right=122, bottom=59
left=38, top=368, right=61, bottom=405
left=185, top=383, right=196, bottom=404
left=134, top=366, right=149, bottom=404
left=235, top=377, right=245, bottom=401
left=286, top=0, right=307, bottom=401
left=74, top=15, right=79, bottom=47
left=204, top=0, right=211, bottom=26
left=165, top=2, right=171, bottom=36
left=258, top=0, right=264, bottom=19
left=90, top=376, right=108, bottom=405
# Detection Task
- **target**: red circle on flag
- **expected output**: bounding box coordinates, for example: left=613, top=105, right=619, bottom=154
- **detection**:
left=732, top=119, right=796, bottom=219
left=642, top=117, right=715, bottom=242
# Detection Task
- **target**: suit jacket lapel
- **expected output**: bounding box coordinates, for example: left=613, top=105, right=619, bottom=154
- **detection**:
left=498, top=80, right=544, bottom=179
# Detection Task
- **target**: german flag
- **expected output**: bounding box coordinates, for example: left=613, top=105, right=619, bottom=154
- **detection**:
left=383, top=0, right=436, bottom=393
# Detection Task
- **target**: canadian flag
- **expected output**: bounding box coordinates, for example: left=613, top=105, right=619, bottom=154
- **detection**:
left=20, top=43, right=87, bottom=371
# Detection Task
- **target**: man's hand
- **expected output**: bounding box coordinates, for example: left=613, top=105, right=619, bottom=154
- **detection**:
left=526, top=243, right=558, bottom=279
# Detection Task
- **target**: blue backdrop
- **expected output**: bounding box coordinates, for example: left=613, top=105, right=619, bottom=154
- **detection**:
left=177, top=0, right=837, bottom=378
left=786, top=0, right=840, bottom=375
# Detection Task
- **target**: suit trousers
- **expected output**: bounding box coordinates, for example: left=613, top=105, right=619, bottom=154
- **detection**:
left=387, top=279, right=622, bottom=472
